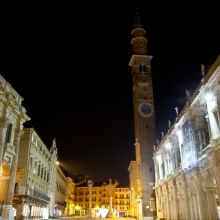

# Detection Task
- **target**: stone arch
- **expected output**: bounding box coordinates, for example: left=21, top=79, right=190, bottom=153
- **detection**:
left=203, top=169, right=219, bottom=219
left=171, top=134, right=179, bottom=148
left=187, top=176, right=202, bottom=219
left=205, top=169, right=217, bottom=188
left=188, top=177, right=199, bottom=196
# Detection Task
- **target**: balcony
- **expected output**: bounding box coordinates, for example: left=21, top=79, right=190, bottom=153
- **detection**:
left=14, top=187, right=50, bottom=202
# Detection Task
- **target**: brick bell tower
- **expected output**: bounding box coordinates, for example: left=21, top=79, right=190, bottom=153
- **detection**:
left=129, top=11, right=156, bottom=219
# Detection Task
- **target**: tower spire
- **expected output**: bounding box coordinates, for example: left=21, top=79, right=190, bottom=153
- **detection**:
left=131, top=7, right=147, bottom=55
left=134, top=5, right=143, bottom=29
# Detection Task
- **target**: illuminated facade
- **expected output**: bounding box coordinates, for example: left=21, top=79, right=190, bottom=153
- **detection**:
left=128, top=160, right=139, bottom=218
left=154, top=55, right=220, bottom=220
left=74, top=179, right=130, bottom=217
left=14, top=128, right=51, bottom=219
left=64, top=177, right=75, bottom=216
left=114, top=186, right=130, bottom=217
left=0, top=74, right=30, bottom=220
left=54, top=165, right=67, bottom=217
left=129, top=13, right=156, bottom=219
left=48, top=138, right=58, bottom=218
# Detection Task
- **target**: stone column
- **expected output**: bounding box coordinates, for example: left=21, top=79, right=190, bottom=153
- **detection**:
left=165, top=185, right=170, bottom=220
left=154, top=158, right=159, bottom=185
left=206, top=96, right=220, bottom=139
left=182, top=177, right=190, bottom=220
left=188, top=194, right=195, bottom=220
left=196, top=190, right=208, bottom=220
left=164, top=154, right=168, bottom=177
left=172, top=181, right=178, bottom=220
left=2, top=123, right=22, bottom=220
left=0, top=117, right=8, bottom=164
left=16, top=199, right=25, bottom=220
left=206, top=190, right=219, bottom=220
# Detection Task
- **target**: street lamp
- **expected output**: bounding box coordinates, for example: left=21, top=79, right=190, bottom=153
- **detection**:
left=87, top=179, right=93, bottom=217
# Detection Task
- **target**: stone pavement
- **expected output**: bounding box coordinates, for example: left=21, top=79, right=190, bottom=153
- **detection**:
left=32, top=218, right=136, bottom=220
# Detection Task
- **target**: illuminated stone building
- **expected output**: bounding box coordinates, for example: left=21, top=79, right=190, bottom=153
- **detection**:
left=64, top=177, right=75, bottom=216
left=114, top=186, right=130, bottom=217
left=14, top=128, right=51, bottom=219
left=128, top=160, right=139, bottom=218
left=48, top=138, right=58, bottom=218
left=74, top=179, right=130, bottom=218
left=0, top=74, right=30, bottom=220
left=54, top=165, right=67, bottom=217
left=129, top=12, right=156, bottom=220
left=154, top=55, right=220, bottom=220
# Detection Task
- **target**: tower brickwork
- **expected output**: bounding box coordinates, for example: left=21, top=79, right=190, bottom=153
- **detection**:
left=129, top=15, right=156, bottom=218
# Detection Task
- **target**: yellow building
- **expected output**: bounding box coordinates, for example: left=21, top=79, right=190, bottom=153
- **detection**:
left=74, top=182, right=101, bottom=216
left=65, top=177, right=75, bottom=216
left=0, top=74, right=30, bottom=220
left=128, top=160, right=139, bottom=218
left=74, top=179, right=130, bottom=217
left=114, top=186, right=130, bottom=217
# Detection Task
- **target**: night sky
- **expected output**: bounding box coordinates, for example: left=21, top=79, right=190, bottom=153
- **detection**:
left=0, top=2, right=219, bottom=185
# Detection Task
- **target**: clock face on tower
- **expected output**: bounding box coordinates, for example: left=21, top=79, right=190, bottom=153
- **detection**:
left=138, top=102, right=154, bottom=118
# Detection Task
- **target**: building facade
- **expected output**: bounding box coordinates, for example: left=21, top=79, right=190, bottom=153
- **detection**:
left=54, top=165, right=67, bottom=217
left=0, top=75, right=30, bottom=220
left=14, top=128, right=51, bottom=219
left=48, top=138, right=58, bottom=218
left=74, top=179, right=130, bottom=218
left=128, top=160, right=140, bottom=218
left=129, top=14, right=156, bottom=219
left=114, top=186, right=130, bottom=217
left=64, top=177, right=75, bottom=216
left=154, top=55, right=220, bottom=220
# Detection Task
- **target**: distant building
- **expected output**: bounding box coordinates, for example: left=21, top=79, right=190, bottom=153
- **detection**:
left=114, top=186, right=130, bottom=217
left=154, top=55, right=220, bottom=219
left=14, top=128, right=51, bottom=219
left=0, top=74, right=30, bottom=220
left=74, top=179, right=130, bottom=218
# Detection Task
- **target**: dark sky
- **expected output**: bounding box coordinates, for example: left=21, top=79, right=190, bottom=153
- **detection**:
left=0, top=2, right=219, bottom=185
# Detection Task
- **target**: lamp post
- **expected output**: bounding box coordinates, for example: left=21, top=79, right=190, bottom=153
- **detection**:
left=87, top=179, right=93, bottom=218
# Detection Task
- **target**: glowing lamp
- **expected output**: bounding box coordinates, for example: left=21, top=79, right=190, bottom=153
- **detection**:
left=205, top=93, right=213, bottom=102
left=156, top=154, right=162, bottom=165
left=165, top=142, right=172, bottom=150
left=205, top=93, right=216, bottom=112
